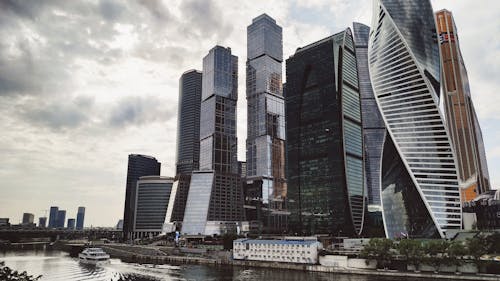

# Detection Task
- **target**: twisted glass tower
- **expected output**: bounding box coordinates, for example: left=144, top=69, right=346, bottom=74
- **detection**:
left=368, top=0, right=462, bottom=238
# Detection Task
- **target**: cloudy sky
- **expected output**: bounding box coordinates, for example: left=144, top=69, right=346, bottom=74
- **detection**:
left=0, top=0, right=498, bottom=227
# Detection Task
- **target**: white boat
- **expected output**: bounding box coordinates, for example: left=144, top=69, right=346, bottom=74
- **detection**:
left=78, top=247, right=110, bottom=265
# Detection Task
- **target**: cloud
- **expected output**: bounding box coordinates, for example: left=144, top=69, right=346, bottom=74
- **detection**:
left=108, top=96, right=177, bottom=127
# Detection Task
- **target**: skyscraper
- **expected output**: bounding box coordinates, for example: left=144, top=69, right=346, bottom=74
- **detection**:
left=76, top=206, right=85, bottom=230
left=435, top=9, right=491, bottom=201
left=67, top=218, right=75, bottom=229
left=182, top=46, right=244, bottom=235
left=245, top=14, right=287, bottom=233
left=22, top=213, right=34, bottom=225
left=123, top=154, right=161, bottom=239
left=286, top=29, right=365, bottom=236
left=368, top=0, right=462, bottom=238
left=48, top=206, right=58, bottom=228
left=38, top=217, right=47, bottom=228
left=56, top=210, right=66, bottom=228
left=170, top=70, right=203, bottom=224
left=133, top=176, right=174, bottom=239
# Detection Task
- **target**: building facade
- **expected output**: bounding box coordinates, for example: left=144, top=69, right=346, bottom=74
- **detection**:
left=182, top=46, right=244, bottom=235
left=123, top=154, right=161, bottom=239
left=133, top=176, right=174, bottom=239
left=368, top=0, right=462, bottom=238
left=245, top=14, right=287, bottom=233
left=38, top=217, right=47, bottom=228
left=285, top=29, right=365, bottom=236
left=233, top=237, right=322, bottom=264
left=22, top=213, right=34, bottom=225
left=48, top=206, right=58, bottom=228
left=76, top=206, right=85, bottom=230
left=463, top=190, right=500, bottom=231
left=435, top=10, right=491, bottom=201
left=67, top=218, right=75, bottom=229
left=56, top=210, right=66, bottom=228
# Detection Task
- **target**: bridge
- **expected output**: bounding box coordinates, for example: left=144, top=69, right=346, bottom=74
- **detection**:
left=0, top=228, right=123, bottom=242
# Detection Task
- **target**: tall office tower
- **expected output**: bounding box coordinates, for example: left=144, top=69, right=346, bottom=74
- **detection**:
left=369, top=0, right=462, bottom=239
left=122, top=154, right=161, bottom=239
left=48, top=206, right=58, bottom=228
left=133, top=176, right=174, bottom=239
left=22, top=213, right=34, bottom=225
left=286, top=28, right=365, bottom=236
left=56, top=210, right=66, bottom=228
left=38, top=217, right=47, bottom=228
left=353, top=22, right=386, bottom=237
left=182, top=46, right=244, bottom=235
left=245, top=14, right=287, bottom=233
left=67, top=218, right=75, bottom=229
left=76, top=207, right=85, bottom=230
left=436, top=10, right=491, bottom=202
left=170, top=70, right=203, bottom=224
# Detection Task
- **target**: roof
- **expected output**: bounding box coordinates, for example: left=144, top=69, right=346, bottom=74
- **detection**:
left=234, top=238, right=319, bottom=246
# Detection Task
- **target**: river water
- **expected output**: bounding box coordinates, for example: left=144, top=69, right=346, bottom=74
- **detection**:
left=0, top=250, right=420, bottom=281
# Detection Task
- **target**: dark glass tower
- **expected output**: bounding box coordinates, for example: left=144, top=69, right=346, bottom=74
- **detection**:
left=122, top=154, right=161, bottom=239
left=76, top=206, right=85, bottom=230
left=245, top=14, right=287, bottom=234
left=48, top=206, right=58, bottom=228
left=56, top=210, right=66, bottom=228
left=286, top=29, right=365, bottom=236
left=182, top=46, right=244, bottom=235
left=369, top=0, right=461, bottom=238
left=171, top=70, right=203, bottom=224
left=436, top=10, right=491, bottom=201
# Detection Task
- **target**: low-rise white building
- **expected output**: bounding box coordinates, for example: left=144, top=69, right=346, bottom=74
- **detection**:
left=233, top=237, right=322, bottom=264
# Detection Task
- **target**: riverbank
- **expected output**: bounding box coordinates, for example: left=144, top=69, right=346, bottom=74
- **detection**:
left=99, top=244, right=500, bottom=280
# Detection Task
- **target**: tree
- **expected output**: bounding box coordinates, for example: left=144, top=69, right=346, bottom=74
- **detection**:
left=423, top=240, right=449, bottom=272
left=361, top=238, right=394, bottom=269
left=0, top=261, right=42, bottom=281
left=485, top=232, right=500, bottom=254
left=397, top=239, right=424, bottom=271
left=466, top=236, right=489, bottom=269
left=446, top=240, right=467, bottom=272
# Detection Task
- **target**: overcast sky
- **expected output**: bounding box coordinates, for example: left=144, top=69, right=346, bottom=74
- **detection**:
left=0, top=0, right=498, bottom=227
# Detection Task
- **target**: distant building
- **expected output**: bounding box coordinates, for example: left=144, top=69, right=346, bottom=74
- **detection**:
left=116, top=219, right=124, bottom=230
left=67, top=218, right=75, bottom=229
left=123, top=154, right=161, bottom=240
left=48, top=206, right=59, bottom=228
left=76, top=207, right=85, bottom=230
left=56, top=210, right=66, bottom=228
left=0, top=218, right=10, bottom=227
left=38, top=217, right=47, bottom=228
left=182, top=46, right=244, bottom=236
left=436, top=9, right=491, bottom=201
left=133, top=176, right=174, bottom=239
left=238, top=161, right=246, bottom=179
left=286, top=28, right=365, bottom=236
left=463, top=190, right=500, bottom=231
left=233, top=237, right=322, bottom=264
left=22, top=213, right=34, bottom=225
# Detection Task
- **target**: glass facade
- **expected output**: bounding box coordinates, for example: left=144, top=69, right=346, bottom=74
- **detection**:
left=435, top=10, right=490, bottom=199
left=369, top=0, right=462, bottom=238
left=56, top=210, right=66, bottom=228
left=182, top=46, right=244, bottom=235
left=76, top=206, right=85, bottom=230
left=285, top=29, right=365, bottom=236
left=133, top=176, right=173, bottom=234
left=122, top=154, right=161, bottom=239
left=245, top=14, right=287, bottom=234
left=48, top=206, right=58, bottom=228
left=176, top=70, right=202, bottom=175
left=353, top=22, right=386, bottom=209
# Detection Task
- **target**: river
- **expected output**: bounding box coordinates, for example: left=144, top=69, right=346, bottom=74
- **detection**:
left=0, top=250, right=421, bottom=281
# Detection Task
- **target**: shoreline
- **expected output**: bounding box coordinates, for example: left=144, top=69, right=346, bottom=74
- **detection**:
left=100, top=245, right=500, bottom=281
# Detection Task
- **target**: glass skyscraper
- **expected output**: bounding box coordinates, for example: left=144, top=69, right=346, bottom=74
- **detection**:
left=245, top=14, right=287, bottom=233
left=133, top=176, right=174, bottom=239
left=286, top=29, right=365, bottom=236
left=368, top=0, right=462, bottom=238
left=56, top=210, right=66, bottom=228
left=171, top=70, right=203, bottom=224
left=48, top=206, right=58, bottom=228
left=122, top=154, right=161, bottom=239
left=435, top=10, right=490, bottom=201
left=76, top=206, right=85, bottom=230
left=182, top=46, right=244, bottom=235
